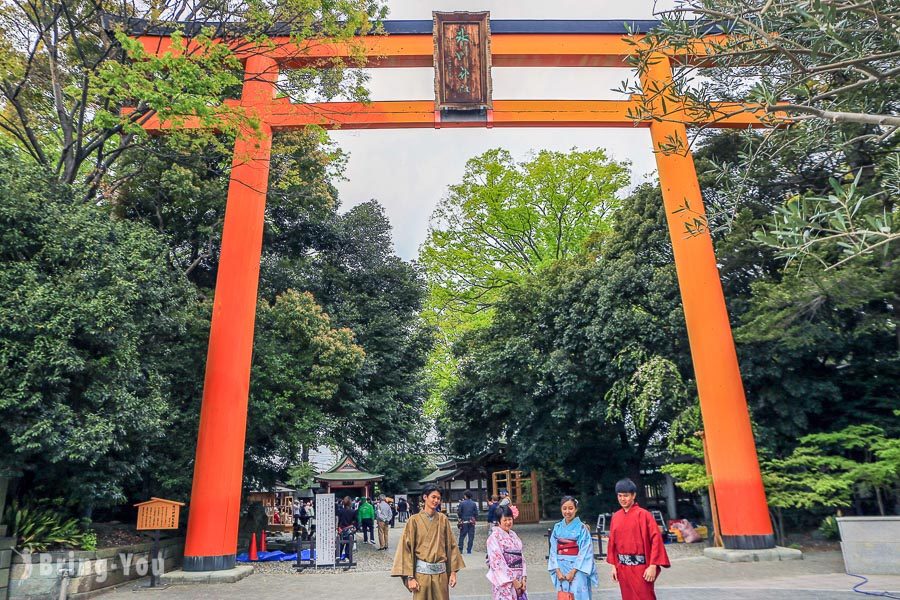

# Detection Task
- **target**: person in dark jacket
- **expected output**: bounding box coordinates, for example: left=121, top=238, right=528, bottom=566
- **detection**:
left=456, top=490, right=479, bottom=554
left=336, top=496, right=358, bottom=557
left=486, top=495, right=500, bottom=527
left=398, top=497, right=409, bottom=522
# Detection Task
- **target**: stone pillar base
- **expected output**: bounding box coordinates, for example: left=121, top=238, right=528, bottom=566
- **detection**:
left=704, top=546, right=803, bottom=563
left=161, top=565, right=253, bottom=585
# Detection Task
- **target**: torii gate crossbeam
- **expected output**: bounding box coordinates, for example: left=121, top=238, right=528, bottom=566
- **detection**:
left=129, top=18, right=776, bottom=571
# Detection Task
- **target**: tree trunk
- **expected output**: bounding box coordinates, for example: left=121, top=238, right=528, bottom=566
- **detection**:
left=700, top=491, right=712, bottom=526
left=770, top=507, right=785, bottom=546
left=778, top=507, right=785, bottom=546
left=628, top=464, right=646, bottom=506
left=875, top=487, right=885, bottom=516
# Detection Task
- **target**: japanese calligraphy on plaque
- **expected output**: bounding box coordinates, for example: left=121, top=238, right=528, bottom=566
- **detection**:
left=433, top=12, right=492, bottom=110
left=134, top=497, right=184, bottom=530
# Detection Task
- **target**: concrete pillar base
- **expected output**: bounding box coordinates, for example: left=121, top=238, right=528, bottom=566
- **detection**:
left=704, top=546, right=803, bottom=563
left=160, top=565, right=254, bottom=585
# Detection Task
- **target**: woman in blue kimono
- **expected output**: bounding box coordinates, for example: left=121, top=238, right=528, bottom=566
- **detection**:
left=548, top=496, right=598, bottom=599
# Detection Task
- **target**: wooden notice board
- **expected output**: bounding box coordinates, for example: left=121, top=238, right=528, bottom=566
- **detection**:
left=433, top=12, right=493, bottom=111
left=134, top=497, right=185, bottom=530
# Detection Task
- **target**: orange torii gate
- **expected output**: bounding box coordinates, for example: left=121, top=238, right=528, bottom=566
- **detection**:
left=130, top=15, right=776, bottom=571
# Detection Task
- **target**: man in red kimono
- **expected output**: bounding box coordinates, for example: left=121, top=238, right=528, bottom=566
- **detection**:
left=606, top=478, right=670, bottom=600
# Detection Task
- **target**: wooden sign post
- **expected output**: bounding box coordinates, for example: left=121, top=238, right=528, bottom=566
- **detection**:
left=135, top=498, right=185, bottom=587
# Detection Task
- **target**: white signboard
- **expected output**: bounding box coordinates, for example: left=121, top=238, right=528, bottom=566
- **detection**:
left=316, top=493, right=336, bottom=566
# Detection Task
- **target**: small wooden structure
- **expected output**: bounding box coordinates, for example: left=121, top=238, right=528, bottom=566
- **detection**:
left=492, top=470, right=540, bottom=524
left=246, top=485, right=298, bottom=531
left=135, top=497, right=184, bottom=531
left=417, top=451, right=541, bottom=522
left=419, top=457, right=495, bottom=509
left=314, top=456, right=384, bottom=501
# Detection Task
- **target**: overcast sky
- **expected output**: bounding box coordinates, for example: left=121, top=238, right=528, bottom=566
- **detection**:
left=331, top=0, right=674, bottom=260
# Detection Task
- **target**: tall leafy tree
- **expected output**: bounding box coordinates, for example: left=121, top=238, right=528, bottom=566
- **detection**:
left=0, top=0, right=385, bottom=197
left=443, top=184, right=692, bottom=504
left=119, top=130, right=343, bottom=290
left=686, top=130, right=899, bottom=454
left=620, top=0, right=899, bottom=266
left=119, top=136, right=431, bottom=496
left=0, top=144, right=197, bottom=515
left=246, top=290, right=365, bottom=488
left=420, top=147, right=629, bottom=415
left=301, top=201, right=434, bottom=456
left=626, top=0, right=900, bottom=128
left=421, top=148, right=629, bottom=321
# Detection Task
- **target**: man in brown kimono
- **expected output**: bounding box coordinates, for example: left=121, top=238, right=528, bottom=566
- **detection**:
left=391, top=484, right=466, bottom=599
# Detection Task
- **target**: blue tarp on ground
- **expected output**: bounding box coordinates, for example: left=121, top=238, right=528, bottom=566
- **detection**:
left=299, top=549, right=316, bottom=561
left=236, top=550, right=293, bottom=562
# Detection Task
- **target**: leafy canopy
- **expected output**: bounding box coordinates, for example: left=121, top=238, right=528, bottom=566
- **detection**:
left=0, top=0, right=386, bottom=197
left=421, top=147, right=629, bottom=321
left=420, top=147, right=629, bottom=416
left=442, top=184, right=693, bottom=504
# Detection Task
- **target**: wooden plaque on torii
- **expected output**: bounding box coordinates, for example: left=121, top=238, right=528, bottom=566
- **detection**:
left=433, top=12, right=493, bottom=111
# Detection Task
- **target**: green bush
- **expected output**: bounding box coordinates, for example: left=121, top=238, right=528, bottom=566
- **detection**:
left=79, top=531, right=98, bottom=551
left=5, top=502, right=96, bottom=552
left=818, top=515, right=841, bottom=541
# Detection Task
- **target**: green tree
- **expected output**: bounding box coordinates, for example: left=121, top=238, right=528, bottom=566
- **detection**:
left=118, top=131, right=431, bottom=494
left=0, top=0, right=385, bottom=196
left=365, top=445, right=429, bottom=495
left=301, top=201, right=434, bottom=456
left=119, top=130, right=343, bottom=289
left=420, top=147, right=630, bottom=416
left=763, top=424, right=900, bottom=541
left=688, top=131, right=899, bottom=453
left=0, top=145, right=197, bottom=515
left=734, top=263, right=898, bottom=450
left=619, top=0, right=899, bottom=266
left=626, top=0, right=900, bottom=128
left=660, top=438, right=710, bottom=494
left=443, top=184, right=692, bottom=502
left=682, top=130, right=899, bottom=455
left=113, top=129, right=353, bottom=499
left=246, top=290, right=365, bottom=488
left=421, top=147, right=629, bottom=320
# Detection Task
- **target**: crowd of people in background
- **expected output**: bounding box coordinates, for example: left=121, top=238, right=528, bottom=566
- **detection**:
left=328, top=493, right=412, bottom=555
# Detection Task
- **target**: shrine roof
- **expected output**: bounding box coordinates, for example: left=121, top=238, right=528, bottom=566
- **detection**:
left=419, top=467, right=460, bottom=484
left=314, top=455, right=383, bottom=482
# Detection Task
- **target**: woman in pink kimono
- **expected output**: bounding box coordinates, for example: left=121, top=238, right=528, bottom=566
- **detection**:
left=486, top=505, right=528, bottom=599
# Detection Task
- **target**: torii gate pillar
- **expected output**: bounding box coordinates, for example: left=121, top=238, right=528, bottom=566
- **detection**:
left=643, top=55, right=774, bottom=549
left=182, top=55, right=279, bottom=571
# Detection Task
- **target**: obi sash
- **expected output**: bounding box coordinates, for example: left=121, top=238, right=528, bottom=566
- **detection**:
left=617, top=553, right=646, bottom=566
left=503, top=549, right=524, bottom=569
left=415, top=560, right=447, bottom=575
left=557, top=538, right=579, bottom=556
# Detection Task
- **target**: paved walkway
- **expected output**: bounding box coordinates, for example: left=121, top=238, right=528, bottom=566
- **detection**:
left=103, top=522, right=900, bottom=600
